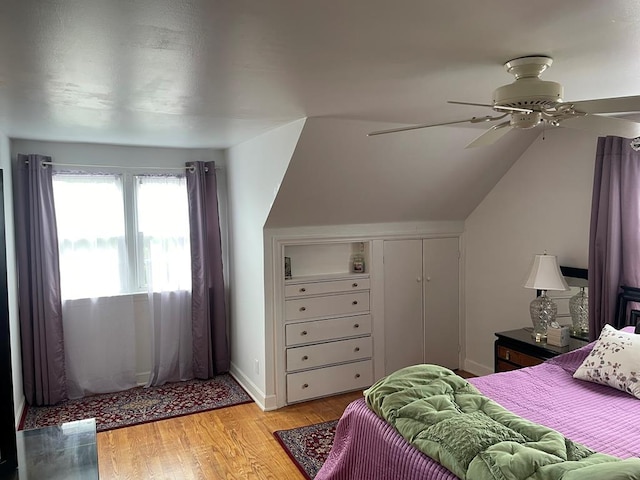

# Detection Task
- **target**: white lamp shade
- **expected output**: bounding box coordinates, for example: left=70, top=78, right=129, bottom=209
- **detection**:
left=523, top=254, right=569, bottom=291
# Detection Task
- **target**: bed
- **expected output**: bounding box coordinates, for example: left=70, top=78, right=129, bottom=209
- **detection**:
left=316, top=326, right=640, bottom=480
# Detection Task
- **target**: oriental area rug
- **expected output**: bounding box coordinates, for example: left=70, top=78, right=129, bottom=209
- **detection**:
left=274, top=419, right=339, bottom=479
left=20, top=374, right=252, bottom=433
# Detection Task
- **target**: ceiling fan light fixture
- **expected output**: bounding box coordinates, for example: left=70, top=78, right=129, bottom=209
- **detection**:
left=510, top=111, right=543, bottom=129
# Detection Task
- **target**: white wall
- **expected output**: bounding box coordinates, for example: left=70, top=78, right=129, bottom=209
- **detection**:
left=1, top=133, right=23, bottom=425
left=225, top=119, right=305, bottom=409
left=9, top=139, right=224, bottom=385
left=11, top=140, right=223, bottom=169
left=464, top=128, right=597, bottom=375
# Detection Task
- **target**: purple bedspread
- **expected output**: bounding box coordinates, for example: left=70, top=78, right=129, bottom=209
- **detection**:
left=316, top=343, right=640, bottom=480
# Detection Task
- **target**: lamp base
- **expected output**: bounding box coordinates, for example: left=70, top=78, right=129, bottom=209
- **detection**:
left=529, top=290, right=558, bottom=340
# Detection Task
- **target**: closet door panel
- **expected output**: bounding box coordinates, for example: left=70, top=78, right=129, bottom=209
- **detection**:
left=423, top=237, right=459, bottom=370
left=383, top=239, right=423, bottom=374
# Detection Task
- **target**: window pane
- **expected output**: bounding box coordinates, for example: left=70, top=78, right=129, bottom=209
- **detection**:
left=136, top=175, right=191, bottom=291
left=53, top=174, right=127, bottom=299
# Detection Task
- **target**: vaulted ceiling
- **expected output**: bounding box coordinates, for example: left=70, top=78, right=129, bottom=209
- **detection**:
left=2, top=0, right=640, bottom=149
left=2, top=1, right=640, bottom=225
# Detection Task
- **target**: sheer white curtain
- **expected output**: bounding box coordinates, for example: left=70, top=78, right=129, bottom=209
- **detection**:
left=62, top=296, right=137, bottom=398
left=54, top=174, right=128, bottom=298
left=137, top=175, right=193, bottom=386
left=53, top=174, right=137, bottom=398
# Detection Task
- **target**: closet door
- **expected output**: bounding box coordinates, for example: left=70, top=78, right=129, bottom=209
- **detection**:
left=423, top=237, right=459, bottom=369
left=383, top=239, right=423, bottom=374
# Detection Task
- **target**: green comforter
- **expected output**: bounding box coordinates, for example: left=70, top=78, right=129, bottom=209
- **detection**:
left=364, top=364, right=640, bottom=480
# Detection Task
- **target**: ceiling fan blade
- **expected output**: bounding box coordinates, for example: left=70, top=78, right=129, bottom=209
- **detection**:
left=367, top=115, right=505, bottom=136
left=448, top=100, right=494, bottom=108
left=569, top=95, right=640, bottom=114
left=465, top=121, right=513, bottom=148
left=448, top=101, right=533, bottom=114
left=560, top=114, right=640, bottom=139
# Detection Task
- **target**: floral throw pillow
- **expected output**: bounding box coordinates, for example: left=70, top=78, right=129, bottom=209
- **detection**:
left=573, top=324, right=640, bottom=399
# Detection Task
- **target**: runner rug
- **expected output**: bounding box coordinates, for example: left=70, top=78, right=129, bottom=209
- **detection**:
left=274, top=419, right=339, bottom=479
left=20, top=374, right=252, bottom=433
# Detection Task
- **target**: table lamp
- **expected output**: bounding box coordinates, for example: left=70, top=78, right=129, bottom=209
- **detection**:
left=523, top=253, right=569, bottom=339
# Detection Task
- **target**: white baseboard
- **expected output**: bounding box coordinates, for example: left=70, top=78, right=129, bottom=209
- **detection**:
left=229, top=362, right=277, bottom=411
left=463, top=358, right=494, bottom=377
left=136, top=371, right=150, bottom=386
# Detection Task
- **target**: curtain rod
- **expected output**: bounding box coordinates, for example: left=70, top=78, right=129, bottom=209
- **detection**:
left=40, top=161, right=222, bottom=172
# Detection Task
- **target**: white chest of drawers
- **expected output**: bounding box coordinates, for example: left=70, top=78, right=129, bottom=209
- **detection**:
left=282, top=274, right=373, bottom=404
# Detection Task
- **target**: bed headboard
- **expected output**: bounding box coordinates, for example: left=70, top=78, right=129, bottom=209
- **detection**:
left=615, top=285, right=640, bottom=330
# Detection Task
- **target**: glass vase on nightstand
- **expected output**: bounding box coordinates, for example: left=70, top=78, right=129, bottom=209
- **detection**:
left=570, top=286, right=589, bottom=337
left=530, top=290, right=557, bottom=340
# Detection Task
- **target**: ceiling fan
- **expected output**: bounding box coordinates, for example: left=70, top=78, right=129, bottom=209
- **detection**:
left=368, top=56, right=640, bottom=148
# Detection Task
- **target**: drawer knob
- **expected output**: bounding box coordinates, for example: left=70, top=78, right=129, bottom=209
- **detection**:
left=354, top=323, right=360, bottom=328
left=352, top=300, right=358, bottom=305
left=302, top=383, right=309, bottom=389
left=301, top=330, right=308, bottom=336
left=299, top=287, right=306, bottom=293
left=302, top=355, right=309, bottom=361
left=505, top=350, right=510, bottom=361
left=299, top=306, right=306, bottom=312
left=355, top=373, right=361, bottom=379
left=352, top=282, right=358, bottom=287
left=354, top=347, right=360, bottom=352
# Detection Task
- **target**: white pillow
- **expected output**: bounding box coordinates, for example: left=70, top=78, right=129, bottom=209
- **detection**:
left=573, top=324, right=640, bottom=399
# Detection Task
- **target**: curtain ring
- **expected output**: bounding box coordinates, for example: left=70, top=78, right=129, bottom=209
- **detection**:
left=188, top=165, right=195, bottom=173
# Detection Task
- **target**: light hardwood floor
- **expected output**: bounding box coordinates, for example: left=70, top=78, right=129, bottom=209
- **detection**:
left=97, top=370, right=475, bottom=479
left=97, top=390, right=363, bottom=480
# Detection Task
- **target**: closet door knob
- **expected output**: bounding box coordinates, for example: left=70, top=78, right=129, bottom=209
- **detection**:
left=301, top=330, right=308, bottom=336
left=302, top=383, right=309, bottom=389
left=299, top=306, right=306, bottom=312
left=352, top=300, right=358, bottom=305
left=302, top=355, right=309, bottom=361
left=352, top=283, right=358, bottom=287
left=299, top=287, right=306, bottom=293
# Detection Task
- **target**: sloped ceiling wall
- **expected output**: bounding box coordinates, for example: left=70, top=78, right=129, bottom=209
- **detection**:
left=265, top=117, right=540, bottom=227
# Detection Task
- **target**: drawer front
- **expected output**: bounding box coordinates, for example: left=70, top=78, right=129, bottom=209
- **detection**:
left=285, top=315, right=372, bottom=346
left=286, top=360, right=373, bottom=403
left=286, top=336, right=372, bottom=371
left=496, top=345, right=543, bottom=368
left=285, top=278, right=370, bottom=298
left=496, top=359, right=520, bottom=372
left=285, top=292, right=370, bottom=321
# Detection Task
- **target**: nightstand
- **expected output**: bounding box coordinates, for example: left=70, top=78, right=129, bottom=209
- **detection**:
left=494, top=328, right=588, bottom=373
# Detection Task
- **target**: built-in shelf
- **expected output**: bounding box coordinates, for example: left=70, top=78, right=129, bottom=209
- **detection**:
left=283, top=241, right=370, bottom=279
left=285, top=272, right=369, bottom=285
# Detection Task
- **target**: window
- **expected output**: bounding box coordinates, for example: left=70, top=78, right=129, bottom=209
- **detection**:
left=135, top=175, right=191, bottom=291
left=52, top=172, right=191, bottom=300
